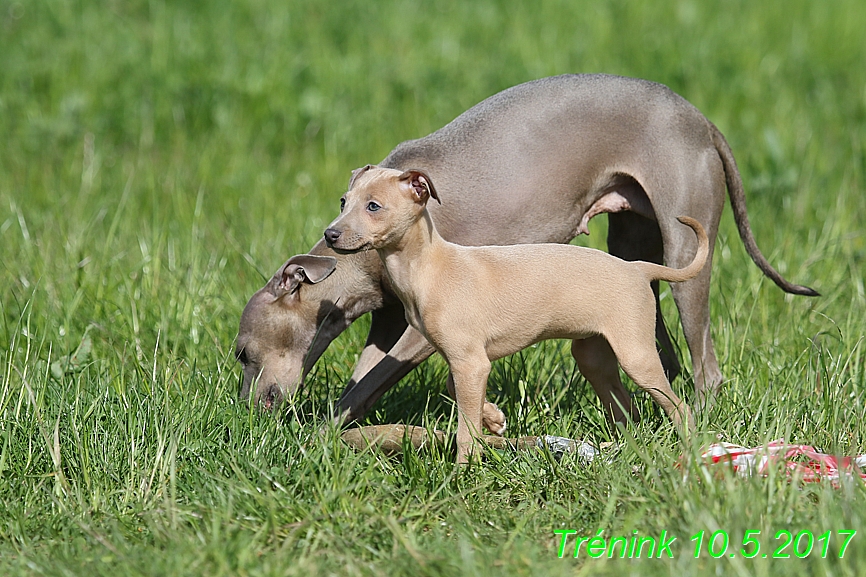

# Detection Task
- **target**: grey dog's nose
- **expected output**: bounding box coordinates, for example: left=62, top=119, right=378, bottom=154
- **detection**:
left=324, top=228, right=342, bottom=245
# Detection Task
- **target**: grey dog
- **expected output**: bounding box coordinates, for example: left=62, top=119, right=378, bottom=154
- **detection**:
left=236, top=74, right=816, bottom=425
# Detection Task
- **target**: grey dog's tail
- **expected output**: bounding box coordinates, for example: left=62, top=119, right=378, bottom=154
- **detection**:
left=710, top=123, right=819, bottom=296
left=637, top=217, right=709, bottom=283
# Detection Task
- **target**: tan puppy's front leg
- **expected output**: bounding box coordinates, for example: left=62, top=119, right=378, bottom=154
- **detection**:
left=449, top=357, right=492, bottom=464
left=446, top=372, right=507, bottom=436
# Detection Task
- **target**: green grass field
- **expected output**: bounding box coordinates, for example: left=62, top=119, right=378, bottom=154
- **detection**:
left=2, top=0, right=865, bottom=575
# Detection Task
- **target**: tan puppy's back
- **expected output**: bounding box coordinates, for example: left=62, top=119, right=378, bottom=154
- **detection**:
left=417, top=242, right=660, bottom=362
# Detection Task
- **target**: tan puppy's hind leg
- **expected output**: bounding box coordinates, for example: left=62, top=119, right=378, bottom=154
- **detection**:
left=614, top=346, right=694, bottom=435
left=571, top=336, right=637, bottom=427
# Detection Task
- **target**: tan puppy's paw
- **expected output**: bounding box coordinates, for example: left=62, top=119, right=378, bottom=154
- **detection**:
left=483, top=401, right=507, bottom=436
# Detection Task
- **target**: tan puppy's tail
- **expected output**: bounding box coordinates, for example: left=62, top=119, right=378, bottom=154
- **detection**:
left=637, top=216, right=709, bottom=283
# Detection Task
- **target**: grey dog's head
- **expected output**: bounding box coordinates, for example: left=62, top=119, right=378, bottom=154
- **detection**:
left=236, top=254, right=336, bottom=409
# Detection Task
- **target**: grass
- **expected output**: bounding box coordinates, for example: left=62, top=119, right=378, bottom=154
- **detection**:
left=1, top=0, right=865, bottom=574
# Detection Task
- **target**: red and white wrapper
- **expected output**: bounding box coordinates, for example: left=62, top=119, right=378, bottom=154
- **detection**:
left=696, top=439, right=866, bottom=485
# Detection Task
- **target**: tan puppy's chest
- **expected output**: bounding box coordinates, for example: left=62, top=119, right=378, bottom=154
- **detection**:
left=396, top=288, right=427, bottom=339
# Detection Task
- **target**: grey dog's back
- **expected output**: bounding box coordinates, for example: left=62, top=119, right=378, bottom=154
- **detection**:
left=381, top=74, right=712, bottom=247
left=386, top=74, right=700, bottom=159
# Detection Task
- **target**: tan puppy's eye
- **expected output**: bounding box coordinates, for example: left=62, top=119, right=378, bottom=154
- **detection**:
left=367, top=201, right=382, bottom=212
left=339, top=198, right=346, bottom=212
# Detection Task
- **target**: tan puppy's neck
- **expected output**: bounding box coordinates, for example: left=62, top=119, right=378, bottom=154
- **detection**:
left=379, top=210, right=447, bottom=297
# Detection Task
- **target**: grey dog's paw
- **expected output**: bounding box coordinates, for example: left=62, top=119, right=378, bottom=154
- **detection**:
left=482, top=402, right=507, bottom=436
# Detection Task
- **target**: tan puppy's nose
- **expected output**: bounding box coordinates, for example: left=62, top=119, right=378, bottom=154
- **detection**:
left=324, top=228, right=342, bottom=246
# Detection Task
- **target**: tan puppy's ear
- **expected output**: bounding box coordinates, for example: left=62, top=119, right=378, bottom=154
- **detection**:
left=398, top=169, right=441, bottom=205
left=269, top=254, right=338, bottom=298
left=348, top=164, right=376, bottom=190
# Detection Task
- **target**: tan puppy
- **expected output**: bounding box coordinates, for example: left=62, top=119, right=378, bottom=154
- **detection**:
left=324, top=166, right=707, bottom=463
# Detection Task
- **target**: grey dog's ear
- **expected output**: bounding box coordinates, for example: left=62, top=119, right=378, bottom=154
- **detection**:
left=270, top=254, right=337, bottom=298
left=348, top=164, right=376, bottom=190
left=398, top=169, right=440, bottom=205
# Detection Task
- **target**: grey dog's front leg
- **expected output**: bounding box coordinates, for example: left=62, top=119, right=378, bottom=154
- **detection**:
left=347, top=303, right=409, bottom=382
left=336, top=307, right=436, bottom=424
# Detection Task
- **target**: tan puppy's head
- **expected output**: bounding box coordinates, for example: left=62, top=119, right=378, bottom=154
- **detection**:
left=324, top=165, right=439, bottom=253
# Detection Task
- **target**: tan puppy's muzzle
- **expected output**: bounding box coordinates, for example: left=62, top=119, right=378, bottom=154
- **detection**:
left=324, top=228, right=342, bottom=247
